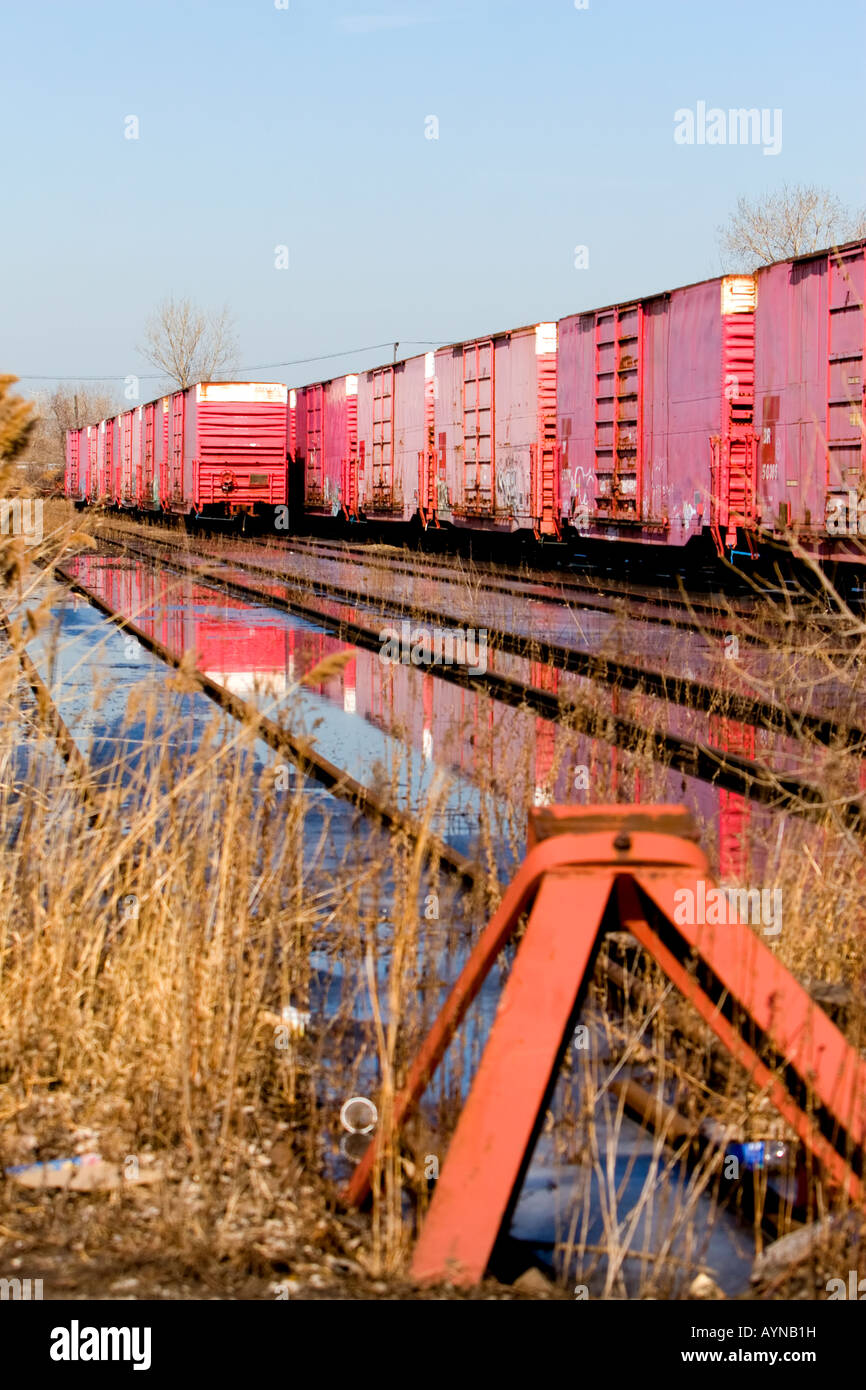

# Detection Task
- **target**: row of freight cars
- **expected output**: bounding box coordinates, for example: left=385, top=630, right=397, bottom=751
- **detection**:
left=66, top=238, right=866, bottom=562
left=65, top=381, right=291, bottom=520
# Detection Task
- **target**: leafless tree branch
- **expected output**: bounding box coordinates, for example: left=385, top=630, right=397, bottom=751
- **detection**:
left=718, top=185, right=866, bottom=271
left=16, top=384, right=118, bottom=488
left=138, top=297, right=239, bottom=390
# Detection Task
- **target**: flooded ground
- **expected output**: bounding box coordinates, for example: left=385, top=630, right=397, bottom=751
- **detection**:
left=12, top=543, right=836, bottom=1294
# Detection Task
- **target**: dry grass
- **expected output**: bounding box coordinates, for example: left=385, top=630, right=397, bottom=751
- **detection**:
left=0, top=496, right=864, bottom=1300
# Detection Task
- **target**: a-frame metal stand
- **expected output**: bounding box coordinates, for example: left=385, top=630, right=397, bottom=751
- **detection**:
left=344, top=805, right=866, bottom=1287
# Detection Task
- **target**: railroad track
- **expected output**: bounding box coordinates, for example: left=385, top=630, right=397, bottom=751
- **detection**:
left=71, top=530, right=866, bottom=837
left=274, top=532, right=818, bottom=642
left=247, top=535, right=774, bottom=643
left=49, top=555, right=491, bottom=894
left=97, top=526, right=863, bottom=751
left=103, top=515, right=806, bottom=645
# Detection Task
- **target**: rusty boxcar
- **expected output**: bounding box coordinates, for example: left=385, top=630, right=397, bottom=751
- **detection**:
left=434, top=323, right=559, bottom=537
left=96, top=418, right=114, bottom=502
left=557, top=274, right=759, bottom=553
left=295, top=355, right=431, bottom=525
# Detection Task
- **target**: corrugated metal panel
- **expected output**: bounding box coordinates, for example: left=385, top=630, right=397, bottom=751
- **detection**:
left=355, top=354, right=423, bottom=521
left=196, top=396, right=286, bottom=468
left=84, top=426, right=97, bottom=502
left=318, top=377, right=350, bottom=515
left=644, top=282, right=720, bottom=544
left=592, top=304, right=642, bottom=521
left=437, top=328, right=541, bottom=531
left=826, top=247, right=864, bottom=488
left=710, top=278, right=758, bottom=550
left=461, top=341, right=494, bottom=515
left=754, top=256, right=826, bottom=539
left=395, top=355, right=425, bottom=522
left=113, top=418, right=123, bottom=503
left=753, top=244, right=864, bottom=547
left=169, top=393, right=184, bottom=504
left=303, top=384, right=324, bottom=507
left=193, top=382, right=288, bottom=509
left=342, top=375, right=359, bottom=517
left=119, top=411, right=134, bottom=505
left=559, top=279, right=726, bottom=547
left=98, top=419, right=112, bottom=499
left=419, top=352, right=437, bottom=522
left=85, top=426, right=96, bottom=501
left=287, top=388, right=298, bottom=459
left=65, top=429, right=80, bottom=498
left=371, top=366, right=395, bottom=510
left=532, top=324, right=559, bottom=536
left=130, top=406, right=143, bottom=507
left=139, top=402, right=156, bottom=506
left=159, top=397, right=170, bottom=506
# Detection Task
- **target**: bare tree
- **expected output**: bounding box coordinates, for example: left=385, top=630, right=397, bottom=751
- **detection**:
left=17, top=384, right=119, bottom=489
left=46, top=383, right=118, bottom=445
left=138, top=297, right=239, bottom=390
left=718, top=184, right=866, bottom=270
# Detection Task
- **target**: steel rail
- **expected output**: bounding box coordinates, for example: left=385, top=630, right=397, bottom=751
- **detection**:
left=52, top=560, right=490, bottom=891
left=100, top=527, right=866, bottom=755
left=89, top=534, right=866, bottom=836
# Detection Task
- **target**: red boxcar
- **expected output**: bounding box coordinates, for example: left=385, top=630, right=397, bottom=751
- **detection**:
left=296, top=358, right=431, bottom=524
left=68, top=382, right=288, bottom=520
left=136, top=400, right=158, bottom=507
left=96, top=418, right=114, bottom=501
left=434, top=323, right=559, bottom=536
left=557, top=274, right=760, bottom=552
left=356, top=354, right=428, bottom=523
left=86, top=424, right=95, bottom=501
left=753, top=240, right=865, bottom=559
left=295, top=374, right=352, bottom=518
left=65, top=427, right=84, bottom=503
left=558, top=240, right=865, bottom=561
left=185, top=381, right=288, bottom=516
left=117, top=409, right=134, bottom=506
left=293, top=325, right=560, bottom=536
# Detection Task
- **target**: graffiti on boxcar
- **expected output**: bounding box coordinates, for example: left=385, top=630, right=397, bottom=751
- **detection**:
left=323, top=475, right=344, bottom=516
left=496, top=456, right=521, bottom=512
left=569, top=465, right=593, bottom=514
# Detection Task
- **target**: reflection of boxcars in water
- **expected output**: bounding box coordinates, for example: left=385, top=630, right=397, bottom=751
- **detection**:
left=71, top=559, right=295, bottom=698
left=195, top=618, right=293, bottom=698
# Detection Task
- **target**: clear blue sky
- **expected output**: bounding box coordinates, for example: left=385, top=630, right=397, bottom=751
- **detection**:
left=2, top=0, right=863, bottom=398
